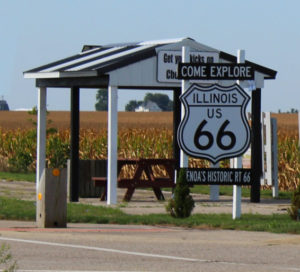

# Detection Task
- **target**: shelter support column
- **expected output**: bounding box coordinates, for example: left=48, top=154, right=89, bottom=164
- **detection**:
left=70, top=87, right=80, bottom=202
left=37, top=87, right=47, bottom=192
left=251, top=88, right=262, bottom=203
left=173, top=88, right=181, bottom=170
left=107, top=85, right=118, bottom=205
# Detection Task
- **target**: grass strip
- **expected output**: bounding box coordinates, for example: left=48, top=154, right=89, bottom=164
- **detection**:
left=0, top=172, right=35, bottom=183
left=0, top=197, right=298, bottom=234
left=0, top=197, right=35, bottom=221
left=189, top=185, right=291, bottom=199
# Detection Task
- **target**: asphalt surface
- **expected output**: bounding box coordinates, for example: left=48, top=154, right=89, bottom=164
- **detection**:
left=0, top=180, right=296, bottom=271
left=0, top=220, right=300, bottom=272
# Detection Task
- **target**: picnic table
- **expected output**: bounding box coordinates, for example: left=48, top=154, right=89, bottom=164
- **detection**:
left=92, top=158, right=175, bottom=201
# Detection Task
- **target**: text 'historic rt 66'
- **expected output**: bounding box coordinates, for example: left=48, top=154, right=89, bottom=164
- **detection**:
left=183, top=168, right=252, bottom=185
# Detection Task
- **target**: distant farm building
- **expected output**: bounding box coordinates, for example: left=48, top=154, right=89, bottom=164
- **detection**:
left=135, top=101, right=162, bottom=112
left=0, top=99, right=9, bottom=111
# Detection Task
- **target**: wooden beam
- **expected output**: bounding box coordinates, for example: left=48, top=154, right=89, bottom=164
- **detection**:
left=36, top=76, right=109, bottom=88
left=69, top=87, right=80, bottom=202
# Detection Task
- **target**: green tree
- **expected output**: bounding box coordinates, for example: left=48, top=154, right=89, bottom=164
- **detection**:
left=125, top=100, right=143, bottom=112
left=144, top=93, right=173, bottom=111
left=95, top=89, right=108, bottom=111
left=288, top=184, right=300, bottom=220
left=166, top=168, right=195, bottom=218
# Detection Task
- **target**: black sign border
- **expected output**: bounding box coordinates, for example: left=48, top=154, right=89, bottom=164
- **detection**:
left=178, top=63, right=255, bottom=80
left=181, top=168, right=253, bottom=186
left=177, top=83, right=251, bottom=164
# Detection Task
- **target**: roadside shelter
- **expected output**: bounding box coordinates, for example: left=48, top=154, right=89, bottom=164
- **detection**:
left=24, top=37, right=277, bottom=205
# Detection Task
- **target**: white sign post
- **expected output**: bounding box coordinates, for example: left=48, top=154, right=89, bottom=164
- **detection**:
left=233, top=49, right=245, bottom=219
left=180, top=46, right=190, bottom=168
left=232, top=156, right=242, bottom=219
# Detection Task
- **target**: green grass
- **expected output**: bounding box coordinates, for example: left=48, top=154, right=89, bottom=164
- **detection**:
left=0, top=171, right=35, bottom=182
left=0, top=197, right=36, bottom=221
left=165, top=185, right=292, bottom=199
left=190, top=185, right=292, bottom=199
left=0, top=196, right=298, bottom=234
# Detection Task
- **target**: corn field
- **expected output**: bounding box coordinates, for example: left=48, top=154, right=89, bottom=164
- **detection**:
left=277, top=130, right=300, bottom=190
left=0, top=112, right=299, bottom=191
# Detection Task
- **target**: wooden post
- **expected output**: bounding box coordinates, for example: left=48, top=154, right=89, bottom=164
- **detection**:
left=271, top=118, right=279, bottom=197
left=37, top=87, right=47, bottom=193
left=260, top=112, right=266, bottom=185
left=107, top=85, right=118, bottom=205
left=298, top=112, right=300, bottom=147
left=37, top=168, right=67, bottom=228
left=70, top=87, right=80, bottom=202
left=251, top=88, right=262, bottom=203
left=264, top=112, right=273, bottom=186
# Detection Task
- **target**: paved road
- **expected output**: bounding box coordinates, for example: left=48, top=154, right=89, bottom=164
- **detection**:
left=0, top=220, right=299, bottom=272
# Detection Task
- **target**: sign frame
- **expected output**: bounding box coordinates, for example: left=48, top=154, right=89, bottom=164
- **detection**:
left=183, top=168, right=252, bottom=185
left=177, top=63, right=254, bottom=80
left=177, top=83, right=251, bottom=164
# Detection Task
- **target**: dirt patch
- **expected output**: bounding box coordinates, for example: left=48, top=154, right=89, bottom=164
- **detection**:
left=0, top=180, right=36, bottom=201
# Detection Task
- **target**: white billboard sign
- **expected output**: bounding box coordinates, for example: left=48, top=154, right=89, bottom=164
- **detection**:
left=157, top=50, right=219, bottom=83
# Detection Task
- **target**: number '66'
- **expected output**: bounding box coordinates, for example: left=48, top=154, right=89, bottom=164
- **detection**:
left=194, top=120, right=236, bottom=150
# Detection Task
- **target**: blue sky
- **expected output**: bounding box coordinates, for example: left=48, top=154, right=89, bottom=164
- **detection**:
left=0, top=0, right=299, bottom=112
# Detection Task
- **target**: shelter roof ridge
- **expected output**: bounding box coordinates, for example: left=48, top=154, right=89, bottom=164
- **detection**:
left=82, top=37, right=190, bottom=50
left=138, top=37, right=191, bottom=45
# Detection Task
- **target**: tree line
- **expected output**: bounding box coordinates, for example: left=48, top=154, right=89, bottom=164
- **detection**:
left=95, top=89, right=173, bottom=111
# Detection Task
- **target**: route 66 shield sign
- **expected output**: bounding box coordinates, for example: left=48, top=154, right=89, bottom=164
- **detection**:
left=177, top=84, right=251, bottom=163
